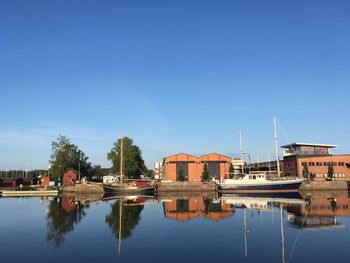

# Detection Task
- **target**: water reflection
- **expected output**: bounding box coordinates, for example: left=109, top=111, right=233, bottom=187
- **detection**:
left=39, top=190, right=350, bottom=259
left=287, top=191, right=350, bottom=229
left=161, top=193, right=234, bottom=221
left=46, top=195, right=90, bottom=246
left=105, top=197, right=144, bottom=239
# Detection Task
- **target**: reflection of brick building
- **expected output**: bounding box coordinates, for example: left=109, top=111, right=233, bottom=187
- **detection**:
left=61, top=196, right=77, bottom=212
left=282, top=143, right=350, bottom=180
left=163, top=197, right=233, bottom=221
left=287, top=192, right=350, bottom=229
left=288, top=193, right=350, bottom=217
left=162, top=153, right=231, bottom=181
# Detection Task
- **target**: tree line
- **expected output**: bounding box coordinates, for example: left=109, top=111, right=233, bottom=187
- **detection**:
left=47, top=134, right=149, bottom=181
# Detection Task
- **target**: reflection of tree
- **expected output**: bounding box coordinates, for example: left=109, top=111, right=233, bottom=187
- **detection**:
left=105, top=200, right=144, bottom=239
left=46, top=196, right=88, bottom=247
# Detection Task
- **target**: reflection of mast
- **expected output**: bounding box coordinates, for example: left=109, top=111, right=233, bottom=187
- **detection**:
left=243, top=207, right=248, bottom=257
left=118, top=200, right=123, bottom=255
left=280, top=204, right=285, bottom=263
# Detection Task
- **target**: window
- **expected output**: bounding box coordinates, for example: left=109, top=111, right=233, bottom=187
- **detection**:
left=253, top=175, right=256, bottom=180
left=176, top=199, right=189, bottom=212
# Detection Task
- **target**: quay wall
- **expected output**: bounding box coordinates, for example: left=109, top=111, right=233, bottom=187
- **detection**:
left=299, top=180, right=350, bottom=191
left=157, top=181, right=216, bottom=192
left=61, top=182, right=104, bottom=194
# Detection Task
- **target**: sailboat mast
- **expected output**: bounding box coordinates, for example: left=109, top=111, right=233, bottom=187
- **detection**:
left=273, top=117, right=281, bottom=177
left=120, top=137, right=124, bottom=182
left=240, top=129, right=244, bottom=174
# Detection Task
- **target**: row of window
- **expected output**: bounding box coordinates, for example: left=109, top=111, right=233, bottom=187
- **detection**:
left=312, top=204, right=349, bottom=210
left=302, top=162, right=345, bottom=167
left=316, top=174, right=346, bottom=178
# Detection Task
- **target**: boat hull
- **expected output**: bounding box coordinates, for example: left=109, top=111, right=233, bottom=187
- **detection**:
left=218, top=180, right=303, bottom=193
left=103, top=184, right=156, bottom=194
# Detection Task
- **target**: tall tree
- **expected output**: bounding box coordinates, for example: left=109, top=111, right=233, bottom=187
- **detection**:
left=107, top=137, right=147, bottom=178
left=202, top=163, right=210, bottom=182
left=229, top=163, right=235, bottom=178
left=49, top=134, right=91, bottom=181
left=302, top=163, right=309, bottom=179
left=327, top=163, right=334, bottom=179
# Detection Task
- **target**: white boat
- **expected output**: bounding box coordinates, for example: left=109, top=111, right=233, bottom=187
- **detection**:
left=218, top=117, right=304, bottom=193
left=218, top=172, right=304, bottom=193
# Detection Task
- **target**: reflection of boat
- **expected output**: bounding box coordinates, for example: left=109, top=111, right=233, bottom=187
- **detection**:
left=221, top=195, right=294, bottom=262
left=103, top=181, right=156, bottom=194
left=218, top=117, right=303, bottom=193
left=103, top=137, right=156, bottom=194
left=103, top=193, right=156, bottom=202
left=219, top=194, right=306, bottom=211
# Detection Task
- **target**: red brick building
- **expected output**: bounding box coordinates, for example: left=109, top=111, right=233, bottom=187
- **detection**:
left=63, top=170, right=79, bottom=185
left=282, top=143, right=350, bottom=180
left=162, top=153, right=231, bottom=181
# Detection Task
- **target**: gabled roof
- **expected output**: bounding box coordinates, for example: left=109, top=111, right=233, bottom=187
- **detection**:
left=200, top=152, right=232, bottom=159
left=164, top=153, right=199, bottom=159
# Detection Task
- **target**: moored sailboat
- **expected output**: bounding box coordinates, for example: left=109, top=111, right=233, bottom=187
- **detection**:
left=217, top=117, right=304, bottom=193
left=103, top=137, right=156, bottom=194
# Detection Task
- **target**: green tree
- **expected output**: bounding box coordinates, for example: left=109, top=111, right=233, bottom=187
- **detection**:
left=302, top=163, right=309, bottom=180
left=49, top=134, right=91, bottom=181
left=202, top=163, right=210, bottom=182
left=327, top=163, right=334, bottom=179
left=107, top=137, right=147, bottom=178
left=229, top=163, right=235, bottom=179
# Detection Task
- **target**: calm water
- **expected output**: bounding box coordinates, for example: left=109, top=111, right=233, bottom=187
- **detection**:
left=1, top=191, right=350, bottom=263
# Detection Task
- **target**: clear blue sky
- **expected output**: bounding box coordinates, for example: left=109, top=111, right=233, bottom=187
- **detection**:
left=1, top=0, right=349, bottom=170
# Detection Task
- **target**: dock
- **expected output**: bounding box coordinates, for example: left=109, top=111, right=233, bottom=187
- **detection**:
left=0, top=189, right=59, bottom=197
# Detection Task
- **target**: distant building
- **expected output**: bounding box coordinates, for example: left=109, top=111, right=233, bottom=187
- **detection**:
left=231, top=158, right=244, bottom=174
left=0, top=177, right=38, bottom=187
left=281, top=143, right=350, bottom=180
left=154, top=162, right=163, bottom=180
left=40, top=175, right=50, bottom=187
left=162, top=153, right=231, bottom=181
